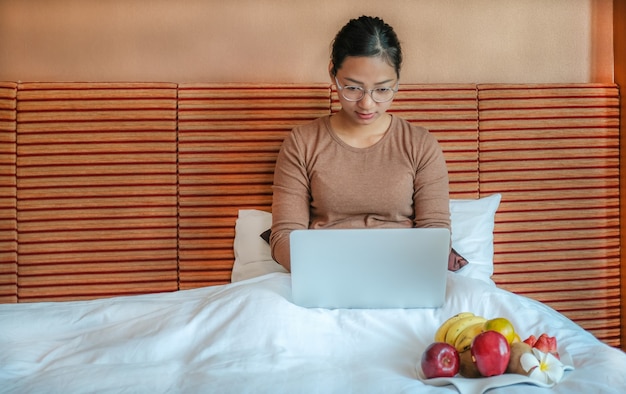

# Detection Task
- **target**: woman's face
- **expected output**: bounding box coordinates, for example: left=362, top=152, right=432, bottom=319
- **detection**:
left=331, top=56, right=398, bottom=128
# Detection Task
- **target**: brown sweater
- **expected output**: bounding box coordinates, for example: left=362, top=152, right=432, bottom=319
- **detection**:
left=270, top=115, right=450, bottom=270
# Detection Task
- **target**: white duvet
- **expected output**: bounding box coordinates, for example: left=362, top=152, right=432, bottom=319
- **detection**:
left=1, top=272, right=625, bottom=394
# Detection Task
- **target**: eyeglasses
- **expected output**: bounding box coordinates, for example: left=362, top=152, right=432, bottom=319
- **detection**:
left=334, top=77, right=398, bottom=103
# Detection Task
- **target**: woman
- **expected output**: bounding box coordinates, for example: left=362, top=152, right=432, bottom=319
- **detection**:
left=270, top=15, right=465, bottom=271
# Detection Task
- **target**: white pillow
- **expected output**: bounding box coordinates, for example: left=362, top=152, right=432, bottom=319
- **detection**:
left=231, top=209, right=288, bottom=283
left=231, top=194, right=501, bottom=284
left=450, top=193, right=501, bottom=285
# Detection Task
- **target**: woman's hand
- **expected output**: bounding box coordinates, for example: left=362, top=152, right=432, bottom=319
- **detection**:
left=448, top=248, right=468, bottom=271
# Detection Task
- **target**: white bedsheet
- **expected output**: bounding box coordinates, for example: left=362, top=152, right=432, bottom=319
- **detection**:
left=1, top=273, right=625, bottom=393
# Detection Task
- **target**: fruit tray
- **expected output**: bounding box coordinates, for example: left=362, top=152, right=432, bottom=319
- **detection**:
left=416, top=353, right=574, bottom=394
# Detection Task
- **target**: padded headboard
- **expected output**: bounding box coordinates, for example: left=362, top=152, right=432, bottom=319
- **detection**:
left=0, top=82, right=620, bottom=348
left=478, top=84, right=621, bottom=344
left=0, top=82, right=17, bottom=301
left=14, top=83, right=179, bottom=301
left=177, top=84, right=331, bottom=289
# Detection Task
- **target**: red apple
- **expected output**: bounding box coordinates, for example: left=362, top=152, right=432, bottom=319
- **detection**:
left=421, top=342, right=460, bottom=378
left=471, top=331, right=511, bottom=377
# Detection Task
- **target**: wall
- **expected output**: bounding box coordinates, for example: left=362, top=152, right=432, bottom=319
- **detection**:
left=0, top=0, right=614, bottom=84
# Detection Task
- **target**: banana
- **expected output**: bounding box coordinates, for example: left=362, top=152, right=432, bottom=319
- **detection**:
left=445, top=315, right=487, bottom=346
left=434, top=312, right=475, bottom=343
left=454, top=322, right=486, bottom=352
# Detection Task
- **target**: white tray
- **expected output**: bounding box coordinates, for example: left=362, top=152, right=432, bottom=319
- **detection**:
left=416, top=353, right=574, bottom=394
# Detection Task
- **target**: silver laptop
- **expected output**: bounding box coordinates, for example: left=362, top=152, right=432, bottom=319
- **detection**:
left=289, top=227, right=450, bottom=309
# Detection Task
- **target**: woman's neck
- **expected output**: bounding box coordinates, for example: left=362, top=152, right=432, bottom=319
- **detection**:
left=330, top=112, right=392, bottom=148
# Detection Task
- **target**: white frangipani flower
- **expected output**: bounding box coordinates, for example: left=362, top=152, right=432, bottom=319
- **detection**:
left=520, top=348, right=565, bottom=384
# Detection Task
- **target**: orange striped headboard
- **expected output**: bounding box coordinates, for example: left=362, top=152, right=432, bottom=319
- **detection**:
left=177, top=84, right=331, bottom=288
left=16, top=83, right=179, bottom=301
left=385, top=84, right=479, bottom=199
left=0, top=82, right=17, bottom=303
left=0, top=81, right=621, bottom=348
left=478, top=84, right=621, bottom=346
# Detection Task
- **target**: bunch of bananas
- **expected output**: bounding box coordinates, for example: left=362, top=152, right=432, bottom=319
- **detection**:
left=434, top=312, right=487, bottom=353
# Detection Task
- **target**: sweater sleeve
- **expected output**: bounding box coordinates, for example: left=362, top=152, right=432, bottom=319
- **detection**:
left=270, top=130, right=311, bottom=271
left=412, top=131, right=451, bottom=230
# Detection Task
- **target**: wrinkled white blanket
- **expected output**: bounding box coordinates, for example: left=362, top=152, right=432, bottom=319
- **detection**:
left=1, top=273, right=625, bottom=393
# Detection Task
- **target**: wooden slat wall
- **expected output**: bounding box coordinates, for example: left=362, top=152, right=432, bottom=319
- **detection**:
left=391, top=85, right=479, bottom=199
left=478, top=84, right=621, bottom=346
left=16, top=83, right=179, bottom=302
left=331, top=85, right=479, bottom=199
left=177, top=84, right=331, bottom=289
left=614, top=0, right=626, bottom=352
left=0, top=82, right=17, bottom=303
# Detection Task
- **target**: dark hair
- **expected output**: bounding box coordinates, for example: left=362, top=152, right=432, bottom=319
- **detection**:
left=330, top=16, right=403, bottom=78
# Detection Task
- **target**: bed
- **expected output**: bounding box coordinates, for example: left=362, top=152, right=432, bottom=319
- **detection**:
left=0, top=82, right=624, bottom=393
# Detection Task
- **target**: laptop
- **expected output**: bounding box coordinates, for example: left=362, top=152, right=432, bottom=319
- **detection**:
left=289, top=227, right=450, bottom=309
